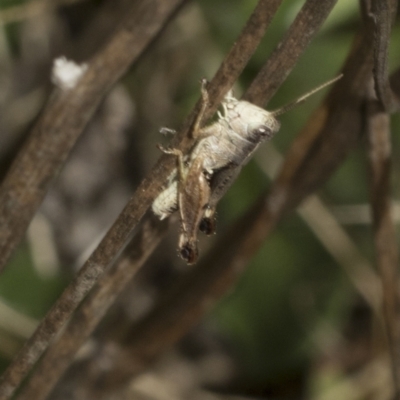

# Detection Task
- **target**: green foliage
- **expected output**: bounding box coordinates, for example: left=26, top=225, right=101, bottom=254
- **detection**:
left=0, top=243, right=66, bottom=319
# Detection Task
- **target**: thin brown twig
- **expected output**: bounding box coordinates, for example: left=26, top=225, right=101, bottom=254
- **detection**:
left=244, top=0, right=339, bottom=105
left=0, top=1, right=187, bottom=398
left=0, top=1, right=283, bottom=399
left=366, top=92, right=400, bottom=396
left=360, top=3, right=400, bottom=393
left=368, top=0, right=399, bottom=112
left=202, top=0, right=285, bottom=118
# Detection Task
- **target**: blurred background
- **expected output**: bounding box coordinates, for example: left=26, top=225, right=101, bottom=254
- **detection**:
left=0, top=0, right=400, bottom=398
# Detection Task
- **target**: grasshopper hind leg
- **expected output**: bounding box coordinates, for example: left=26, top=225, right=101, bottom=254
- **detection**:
left=199, top=206, right=217, bottom=235
left=179, top=236, right=199, bottom=265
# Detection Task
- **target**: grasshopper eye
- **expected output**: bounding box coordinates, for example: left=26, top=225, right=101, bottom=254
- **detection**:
left=253, top=126, right=273, bottom=139
left=258, top=126, right=270, bottom=135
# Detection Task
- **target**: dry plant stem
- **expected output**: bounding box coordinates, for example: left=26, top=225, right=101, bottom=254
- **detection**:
left=363, top=2, right=400, bottom=391
left=245, top=0, right=338, bottom=105
left=0, top=1, right=283, bottom=399
left=203, top=0, right=284, bottom=116
left=369, top=0, right=399, bottom=112
left=15, top=215, right=169, bottom=400
left=367, top=100, right=400, bottom=396
left=0, top=0, right=187, bottom=398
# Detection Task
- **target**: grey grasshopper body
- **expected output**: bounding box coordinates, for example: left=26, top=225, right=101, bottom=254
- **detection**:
left=152, top=76, right=342, bottom=263
left=152, top=86, right=280, bottom=263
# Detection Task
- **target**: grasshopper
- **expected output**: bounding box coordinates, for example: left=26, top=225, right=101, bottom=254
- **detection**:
left=152, top=75, right=342, bottom=264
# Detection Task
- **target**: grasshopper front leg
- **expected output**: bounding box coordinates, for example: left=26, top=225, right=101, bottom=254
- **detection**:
left=189, top=78, right=210, bottom=140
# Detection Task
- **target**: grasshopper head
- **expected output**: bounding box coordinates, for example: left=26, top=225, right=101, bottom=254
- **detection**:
left=223, top=97, right=281, bottom=143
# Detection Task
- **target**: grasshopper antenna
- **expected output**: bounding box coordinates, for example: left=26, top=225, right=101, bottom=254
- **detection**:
left=271, top=74, right=343, bottom=117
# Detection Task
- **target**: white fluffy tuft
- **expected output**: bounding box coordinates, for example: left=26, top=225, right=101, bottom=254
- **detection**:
left=51, top=56, right=88, bottom=90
